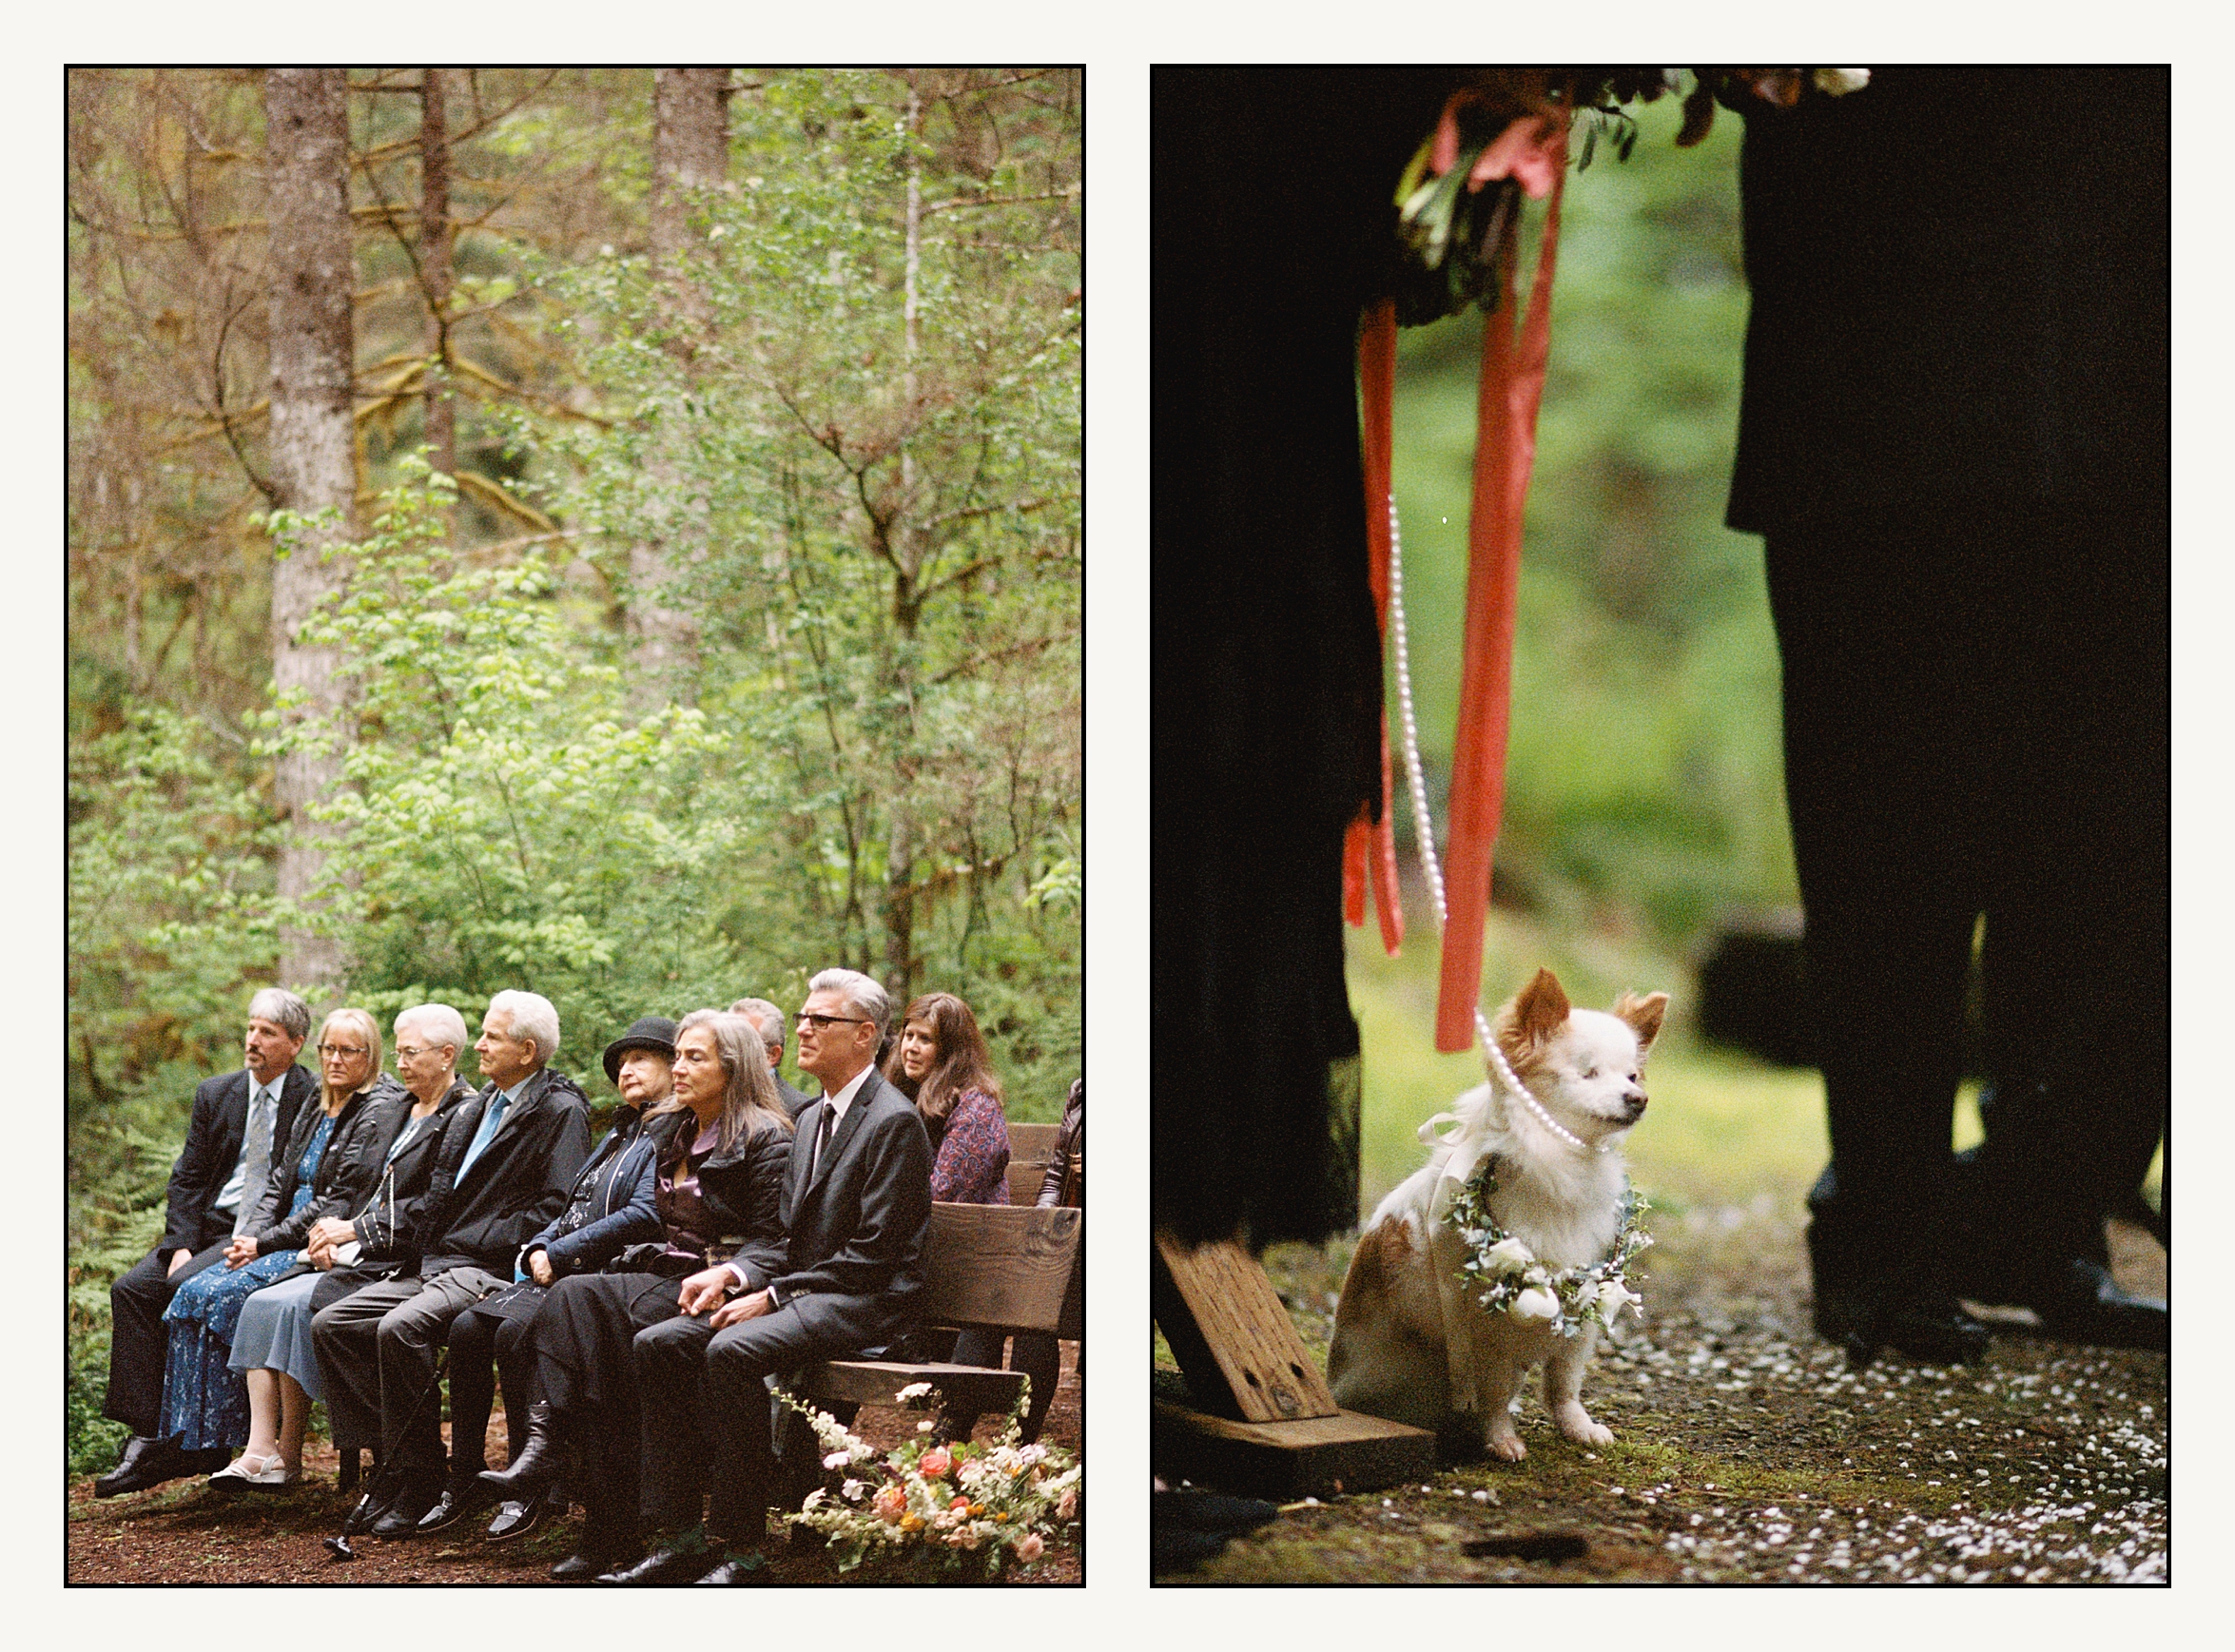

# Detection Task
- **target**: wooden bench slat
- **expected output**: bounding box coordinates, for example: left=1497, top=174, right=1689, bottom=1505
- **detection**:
left=1007, top=1121, right=1059, bottom=1162
left=918, top=1201, right=1080, bottom=1335
left=800, top=1357, right=1029, bottom=1413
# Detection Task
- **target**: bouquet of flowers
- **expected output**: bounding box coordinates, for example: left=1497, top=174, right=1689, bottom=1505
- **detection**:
left=777, top=1379, right=1081, bottom=1579
left=1445, top=1159, right=1652, bottom=1337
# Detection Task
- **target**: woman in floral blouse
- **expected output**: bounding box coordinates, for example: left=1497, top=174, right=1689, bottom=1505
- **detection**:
left=884, top=992, right=1012, bottom=1205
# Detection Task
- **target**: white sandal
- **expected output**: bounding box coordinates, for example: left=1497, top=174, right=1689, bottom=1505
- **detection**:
left=210, top=1452, right=294, bottom=1488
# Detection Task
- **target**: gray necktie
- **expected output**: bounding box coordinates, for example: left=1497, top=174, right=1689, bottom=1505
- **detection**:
left=233, top=1083, right=275, bottom=1237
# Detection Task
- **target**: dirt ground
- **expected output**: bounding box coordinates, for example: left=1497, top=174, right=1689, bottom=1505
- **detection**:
left=68, top=1340, right=1082, bottom=1585
left=1156, top=1205, right=2167, bottom=1585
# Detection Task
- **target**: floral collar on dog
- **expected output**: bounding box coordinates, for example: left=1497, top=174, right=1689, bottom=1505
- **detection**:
left=1445, top=1156, right=1652, bottom=1338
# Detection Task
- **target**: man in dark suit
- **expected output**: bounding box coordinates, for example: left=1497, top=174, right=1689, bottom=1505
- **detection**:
left=96, top=988, right=318, bottom=1496
left=730, top=995, right=815, bottom=1119
left=1727, top=67, right=2167, bottom=1364
left=310, top=989, right=591, bottom=1535
left=610, top=968, right=932, bottom=1584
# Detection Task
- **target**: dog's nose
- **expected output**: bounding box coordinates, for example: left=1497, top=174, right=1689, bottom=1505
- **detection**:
left=1624, top=1090, right=1647, bottom=1118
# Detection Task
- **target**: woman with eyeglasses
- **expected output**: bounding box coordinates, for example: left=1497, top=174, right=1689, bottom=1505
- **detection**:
left=161, top=1007, right=405, bottom=1486
left=476, top=1009, right=792, bottom=1580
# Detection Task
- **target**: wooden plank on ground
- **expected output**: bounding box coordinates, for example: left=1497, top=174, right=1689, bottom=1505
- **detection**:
left=1153, top=1231, right=1336, bottom=1423
left=1152, top=1397, right=1436, bottom=1501
left=803, top=1357, right=1026, bottom=1416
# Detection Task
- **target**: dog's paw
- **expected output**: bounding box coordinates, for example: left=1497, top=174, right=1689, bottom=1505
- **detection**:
left=1553, top=1405, right=1613, bottom=1448
left=1487, top=1425, right=1527, bottom=1462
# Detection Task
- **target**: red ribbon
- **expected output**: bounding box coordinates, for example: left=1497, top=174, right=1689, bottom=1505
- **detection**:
left=1344, top=298, right=1404, bottom=956
left=1434, top=127, right=1565, bottom=1051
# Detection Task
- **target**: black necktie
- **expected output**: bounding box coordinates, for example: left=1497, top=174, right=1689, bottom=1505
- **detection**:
left=810, top=1105, right=832, bottom=1178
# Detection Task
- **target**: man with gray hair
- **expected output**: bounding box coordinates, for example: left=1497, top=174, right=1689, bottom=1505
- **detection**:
left=312, top=989, right=591, bottom=1536
left=729, top=996, right=813, bottom=1119
left=96, top=989, right=319, bottom=1497
left=614, top=966, right=930, bottom=1584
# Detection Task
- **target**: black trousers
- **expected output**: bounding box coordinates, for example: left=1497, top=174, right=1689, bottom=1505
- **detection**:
left=1764, top=506, right=2167, bottom=1275
left=524, top=1271, right=694, bottom=1543
left=443, top=1283, right=546, bottom=1474
left=632, top=1300, right=866, bottom=1545
left=105, top=1242, right=229, bottom=1437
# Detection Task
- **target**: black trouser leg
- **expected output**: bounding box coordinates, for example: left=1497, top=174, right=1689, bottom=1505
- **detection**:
left=443, top=1304, right=502, bottom=1476
left=106, top=1242, right=227, bottom=1436
left=493, top=1310, right=540, bottom=1467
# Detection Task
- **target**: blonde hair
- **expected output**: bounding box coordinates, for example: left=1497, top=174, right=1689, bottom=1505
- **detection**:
left=317, top=1007, right=385, bottom=1108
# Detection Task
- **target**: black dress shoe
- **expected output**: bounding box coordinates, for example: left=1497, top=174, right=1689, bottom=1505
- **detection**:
left=595, top=1541, right=713, bottom=1585
left=414, top=1479, right=489, bottom=1534
left=693, top=1553, right=769, bottom=1584
left=483, top=1498, right=540, bottom=1542
left=368, top=1482, right=442, bottom=1539
left=554, top=1544, right=637, bottom=1581
left=2012, top=1260, right=2163, bottom=1350
left=1814, top=1285, right=1990, bottom=1368
left=93, top=1435, right=179, bottom=1498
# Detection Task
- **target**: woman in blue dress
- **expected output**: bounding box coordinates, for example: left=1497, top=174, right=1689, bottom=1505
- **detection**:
left=159, top=1008, right=391, bottom=1483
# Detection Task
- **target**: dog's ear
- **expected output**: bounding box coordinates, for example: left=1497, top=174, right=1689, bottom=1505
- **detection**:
left=1613, top=990, right=1669, bottom=1055
left=1514, top=968, right=1572, bottom=1047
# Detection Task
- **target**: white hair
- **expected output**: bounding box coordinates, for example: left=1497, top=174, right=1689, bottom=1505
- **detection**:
left=729, top=997, right=787, bottom=1057
left=807, top=968, right=890, bottom=1043
left=487, top=989, right=560, bottom=1067
left=247, top=987, right=312, bottom=1042
left=395, top=1002, right=469, bottom=1056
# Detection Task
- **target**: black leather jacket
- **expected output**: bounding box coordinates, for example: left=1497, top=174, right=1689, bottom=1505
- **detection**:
left=1037, top=1078, right=1083, bottom=1208
left=243, top=1073, right=410, bottom=1254
left=518, top=1101, right=664, bottom=1278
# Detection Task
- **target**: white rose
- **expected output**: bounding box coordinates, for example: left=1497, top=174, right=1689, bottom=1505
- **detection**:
left=1484, top=1235, right=1536, bottom=1275
left=1509, top=1287, right=1561, bottom=1323
left=1814, top=68, right=1871, bottom=97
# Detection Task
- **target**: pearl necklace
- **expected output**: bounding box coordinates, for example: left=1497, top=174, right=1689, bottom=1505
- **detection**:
left=1387, top=493, right=1604, bottom=1157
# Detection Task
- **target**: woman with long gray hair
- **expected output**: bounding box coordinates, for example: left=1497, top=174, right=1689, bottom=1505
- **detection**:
left=476, top=1009, right=792, bottom=1580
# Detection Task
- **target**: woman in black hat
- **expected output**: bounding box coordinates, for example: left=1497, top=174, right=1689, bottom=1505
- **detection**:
left=477, top=1009, right=794, bottom=1580
left=414, top=1015, right=681, bottom=1541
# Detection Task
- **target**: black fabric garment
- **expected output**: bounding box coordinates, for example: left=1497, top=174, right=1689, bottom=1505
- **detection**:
left=1152, top=66, right=1457, bottom=1249
left=443, top=1285, right=546, bottom=1473
left=1731, top=68, right=2168, bottom=1276
left=159, top=1065, right=317, bottom=1259
left=634, top=1070, right=928, bottom=1540
left=240, top=1075, right=409, bottom=1257
left=414, top=1066, right=593, bottom=1278
left=337, top=1075, right=477, bottom=1268
left=518, top=1101, right=664, bottom=1278
left=103, top=1062, right=316, bottom=1434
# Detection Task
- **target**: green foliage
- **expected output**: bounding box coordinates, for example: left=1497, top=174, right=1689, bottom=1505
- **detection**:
left=1389, top=97, right=1795, bottom=948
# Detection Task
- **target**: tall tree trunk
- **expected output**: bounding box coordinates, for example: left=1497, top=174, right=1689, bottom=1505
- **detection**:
left=880, top=82, right=926, bottom=1004
left=628, top=67, right=730, bottom=705
left=418, top=67, right=456, bottom=482
left=263, top=67, right=356, bottom=990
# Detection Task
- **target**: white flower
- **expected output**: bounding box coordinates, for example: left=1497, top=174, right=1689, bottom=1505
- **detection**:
left=895, top=1381, right=935, bottom=1403
left=823, top=1449, right=850, bottom=1470
left=1510, top=1287, right=1561, bottom=1323
left=1484, top=1235, right=1536, bottom=1275
left=840, top=1479, right=866, bottom=1501
left=917, top=1419, right=935, bottom=1431
left=1815, top=68, right=1871, bottom=97
left=1597, top=1279, right=1641, bottom=1320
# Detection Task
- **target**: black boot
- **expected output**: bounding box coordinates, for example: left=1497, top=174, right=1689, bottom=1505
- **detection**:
left=475, top=1401, right=564, bottom=1503
left=1807, top=1164, right=1989, bottom=1368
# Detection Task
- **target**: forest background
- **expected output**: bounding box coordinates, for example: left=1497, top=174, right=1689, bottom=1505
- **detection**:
left=66, top=67, right=1081, bottom=1474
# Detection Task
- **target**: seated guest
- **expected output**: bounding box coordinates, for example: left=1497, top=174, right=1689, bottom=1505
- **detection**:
left=311, top=989, right=590, bottom=1537
left=730, top=996, right=815, bottom=1118
left=886, top=991, right=1012, bottom=1205
left=478, top=1010, right=793, bottom=1579
left=610, top=969, right=932, bottom=1584
left=97, top=989, right=315, bottom=1497
left=415, top=1016, right=678, bottom=1542
left=218, top=1005, right=467, bottom=1487
left=160, top=1009, right=398, bottom=1482
left=1020, top=1074, right=1084, bottom=1445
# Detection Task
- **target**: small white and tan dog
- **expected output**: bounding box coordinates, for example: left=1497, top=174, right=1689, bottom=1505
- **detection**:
left=1328, top=968, right=1666, bottom=1461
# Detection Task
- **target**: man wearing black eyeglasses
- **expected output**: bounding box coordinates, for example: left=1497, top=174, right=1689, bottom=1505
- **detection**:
left=612, top=967, right=933, bottom=1584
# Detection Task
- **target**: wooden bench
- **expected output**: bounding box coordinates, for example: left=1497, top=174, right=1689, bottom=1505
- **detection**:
left=793, top=1200, right=1082, bottom=1431
left=1005, top=1120, right=1061, bottom=1206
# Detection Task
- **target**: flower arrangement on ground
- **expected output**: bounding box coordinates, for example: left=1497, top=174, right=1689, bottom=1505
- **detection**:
left=777, top=1379, right=1081, bottom=1578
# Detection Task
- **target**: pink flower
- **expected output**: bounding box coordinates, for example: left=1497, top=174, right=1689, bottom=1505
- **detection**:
left=1015, top=1531, right=1044, bottom=1564
left=1056, top=1487, right=1077, bottom=1522
left=918, top=1447, right=952, bottom=1479
left=872, top=1484, right=906, bottom=1525
left=950, top=1495, right=972, bottom=1514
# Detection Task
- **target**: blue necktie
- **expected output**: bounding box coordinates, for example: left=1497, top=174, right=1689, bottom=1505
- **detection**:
left=458, top=1089, right=511, bottom=1179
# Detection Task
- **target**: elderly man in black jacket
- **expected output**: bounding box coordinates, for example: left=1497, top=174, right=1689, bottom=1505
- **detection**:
left=608, top=967, right=932, bottom=1584
left=311, top=989, right=591, bottom=1535
left=97, top=988, right=317, bottom=1498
